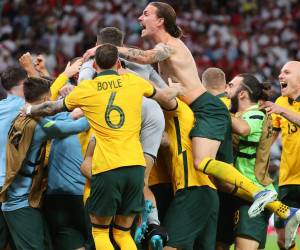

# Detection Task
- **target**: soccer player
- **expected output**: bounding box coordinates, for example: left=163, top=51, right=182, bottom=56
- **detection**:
left=161, top=97, right=219, bottom=250
left=109, top=2, right=276, bottom=211
left=0, top=67, right=26, bottom=250
left=0, top=77, right=89, bottom=250
left=225, top=74, right=275, bottom=249
left=23, top=44, right=182, bottom=250
left=261, top=61, right=300, bottom=250
left=202, top=67, right=230, bottom=108
left=80, top=26, right=169, bottom=247
left=44, top=109, right=92, bottom=250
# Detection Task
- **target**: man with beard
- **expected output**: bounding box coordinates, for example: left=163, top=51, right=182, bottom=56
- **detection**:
left=83, top=2, right=277, bottom=217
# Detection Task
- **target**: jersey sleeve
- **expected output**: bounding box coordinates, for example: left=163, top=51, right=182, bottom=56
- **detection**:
left=50, top=73, right=68, bottom=101
left=138, top=76, right=156, bottom=98
left=63, top=84, right=86, bottom=111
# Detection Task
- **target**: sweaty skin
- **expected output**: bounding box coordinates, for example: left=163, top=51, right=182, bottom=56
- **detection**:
left=156, top=39, right=205, bottom=104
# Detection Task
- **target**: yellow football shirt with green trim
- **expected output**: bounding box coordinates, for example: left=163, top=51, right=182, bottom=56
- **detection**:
left=164, top=99, right=216, bottom=192
left=217, top=92, right=231, bottom=109
left=64, top=70, right=155, bottom=175
left=50, top=73, right=68, bottom=101
left=149, top=148, right=171, bottom=186
left=272, top=96, right=300, bottom=186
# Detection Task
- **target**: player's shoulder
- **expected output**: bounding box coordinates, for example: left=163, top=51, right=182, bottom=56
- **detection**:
left=275, top=96, right=289, bottom=106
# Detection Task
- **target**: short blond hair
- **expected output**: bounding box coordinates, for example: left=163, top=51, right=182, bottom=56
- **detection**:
left=202, top=67, right=226, bottom=89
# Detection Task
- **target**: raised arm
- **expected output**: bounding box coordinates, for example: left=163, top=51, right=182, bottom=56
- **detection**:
left=118, top=43, right=175, bottom=64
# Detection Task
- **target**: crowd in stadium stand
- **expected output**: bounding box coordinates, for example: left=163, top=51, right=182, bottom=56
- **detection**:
left=1, top=0, right=300, bottom=99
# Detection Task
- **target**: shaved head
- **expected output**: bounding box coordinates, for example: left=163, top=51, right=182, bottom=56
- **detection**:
left=202, top=67, right=226, bottom=92
left=279, top=61, right=300, bottom=99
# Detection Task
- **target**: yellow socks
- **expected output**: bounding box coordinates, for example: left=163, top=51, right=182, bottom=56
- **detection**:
left=232, top=187, right=290, bottom=219
left=92, top=226, right=114, bottom=250
left=198, top=157, right=262, bottom=197
left=267, top=201, right=290, bottom=219
left=113, top=227, right=137, bottom=250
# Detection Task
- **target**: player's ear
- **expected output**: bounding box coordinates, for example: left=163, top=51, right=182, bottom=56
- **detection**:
left=116, top=58, right=122, bottom=70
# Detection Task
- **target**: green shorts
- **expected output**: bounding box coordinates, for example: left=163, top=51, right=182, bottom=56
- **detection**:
left=275, top=185, right=300, bottom=228
left=88, top=166, right=145, bottom=217
left=3, top=207, right=52, bottom=250
left=163, top=186, right=219, bottom=250
left=189, top=92, right=233, bottom=163
left=233, top=198, right=271, bottom=249
left=150, top=183, right=173, bottom=222
left=43, top=195, right=88, bottom=250
left=0, top=202, right=11, bottom=249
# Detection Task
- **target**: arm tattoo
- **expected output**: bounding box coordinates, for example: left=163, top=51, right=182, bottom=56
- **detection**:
left=30, top=99, right=66, bottom=117
left=120, top=43, right=174, bottom=64
left=152, top=43, right=174, bottom=62
left=123, top=48, right=146, bottom=61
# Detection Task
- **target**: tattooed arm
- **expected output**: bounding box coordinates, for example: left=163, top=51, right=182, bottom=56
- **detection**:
left=26, top=99, right=68, bottom=117
left=118, top=43, right=175, bottom=64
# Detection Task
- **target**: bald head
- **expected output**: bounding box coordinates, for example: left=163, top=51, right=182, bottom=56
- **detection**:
left=202, top=67, right=226, bottom=94
left=279, top=61, right=300, bottom=99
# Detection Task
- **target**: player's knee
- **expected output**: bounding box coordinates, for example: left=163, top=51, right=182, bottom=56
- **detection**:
left=194, top=157, right=213, bottom=171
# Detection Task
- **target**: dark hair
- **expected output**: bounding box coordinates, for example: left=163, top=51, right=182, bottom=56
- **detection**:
left=0, top=77, right=7, bottom=100
left=97, top=27, right=124, bottom=46
left=23, top=77, right=51, bottom=102
left=150, top=2, right=182, bottom=38
left=95, top=44, right=119, bottom=70
left=238, top=73, right=271, bottom=102
left=1, top=67, right=27, bottom=91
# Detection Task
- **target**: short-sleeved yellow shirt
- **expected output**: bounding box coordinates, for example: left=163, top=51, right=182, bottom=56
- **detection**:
left=64, top=70, right=155, bottom=175
left=272, top=96, right=300, bottom=186
left=164, top=99, right=216, bottom=192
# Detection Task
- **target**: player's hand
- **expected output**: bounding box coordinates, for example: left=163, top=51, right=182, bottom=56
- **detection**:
left=34, top=55, right=46, bottom=72
left=260, top=101, right=284, bottom=115
left=83, top=45, right=100, bottom=61
left=168, top=78, right=184, bottom=96
left=70, top=108, right=84, bottom=120
left=19, top=52, right=39, bottom=76
left=59, top=84, right=74, bottom=98
left=63, top=58, right=83, bottom=78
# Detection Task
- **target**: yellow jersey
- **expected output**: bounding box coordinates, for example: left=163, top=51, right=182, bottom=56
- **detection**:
left=217, top=92, right=231, bottom=109
left=64, top=70, right=155, bottom=175
left=272, top=96, right=300, bottom=186
left=50, top=73, right=68, bottom=101
left=164, top=99, right=216, bottom=192
left=148, top=148, right=171, bottom=186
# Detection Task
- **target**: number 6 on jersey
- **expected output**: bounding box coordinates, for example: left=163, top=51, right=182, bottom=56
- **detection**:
left=105, top=92, right=125, bottom=129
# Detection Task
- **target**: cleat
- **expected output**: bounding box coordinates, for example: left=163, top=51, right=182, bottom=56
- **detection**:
left=285, top=208, right=300, bottom=249
left=150, top=235, right=163, bottom=250
left=145, top=224, right=169, bottom=249
left=248, top=190, right=277, bottom=218
left=134, top=200, right=153, bottom=244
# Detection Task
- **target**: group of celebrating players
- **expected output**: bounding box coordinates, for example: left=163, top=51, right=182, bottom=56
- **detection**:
left=1, top=2, right=300, bottom=250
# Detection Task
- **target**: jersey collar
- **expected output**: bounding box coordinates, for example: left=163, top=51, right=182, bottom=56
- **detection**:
left=288, top=96, right=300, bottom=105
left=216, top=92, right=226, bottom=98
left=96, top=69, right=119, bottom=77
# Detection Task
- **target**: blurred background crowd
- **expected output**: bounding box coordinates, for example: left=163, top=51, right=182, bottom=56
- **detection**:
left=1, top=0, right=298, bottom=188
